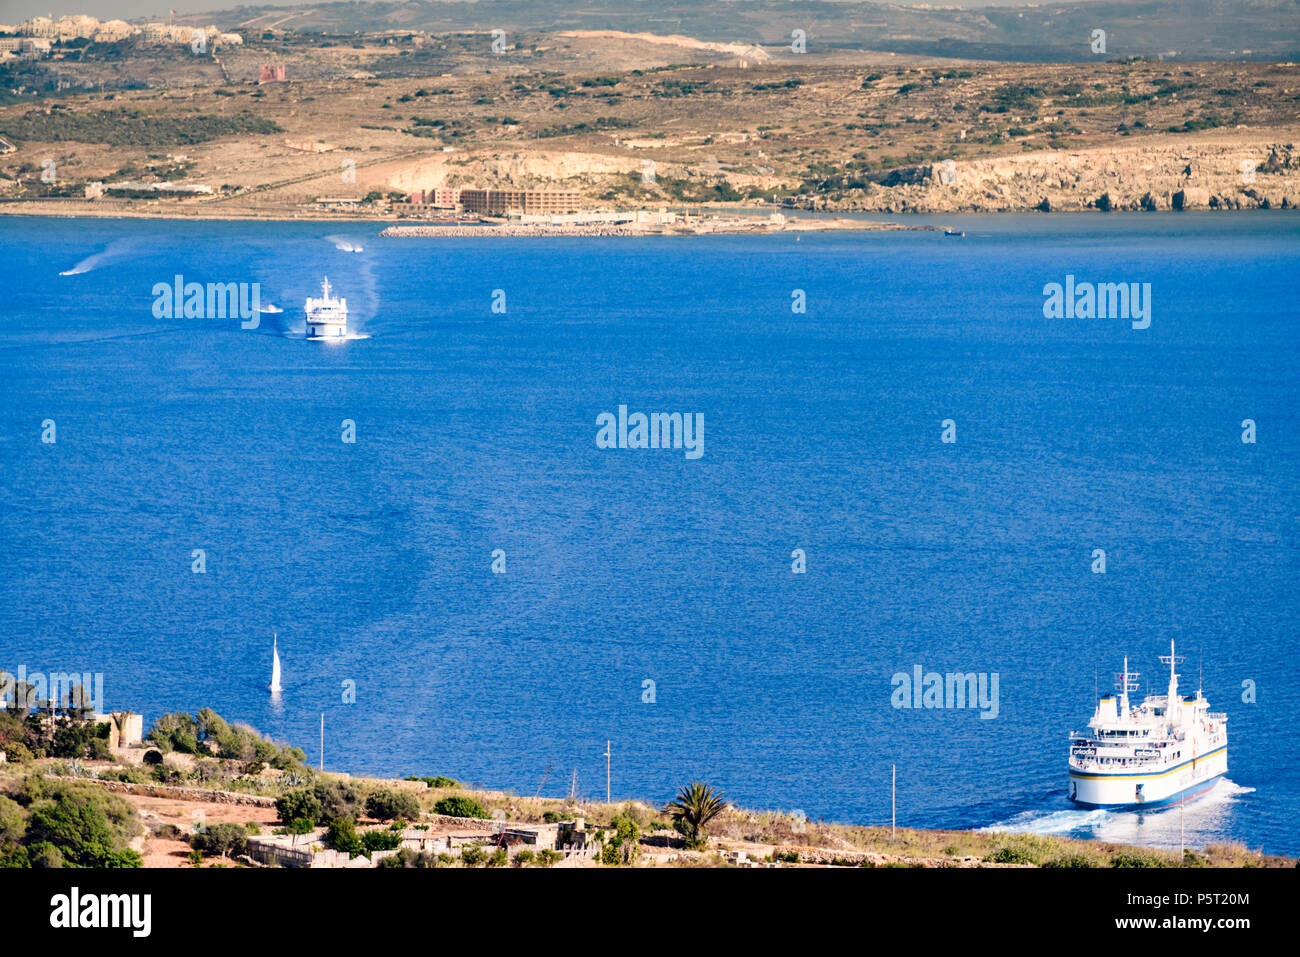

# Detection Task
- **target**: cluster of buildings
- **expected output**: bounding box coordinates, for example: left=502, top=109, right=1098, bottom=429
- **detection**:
left=0, top=36, right=53, bottom=58
left=404, top=187, right=582, bottom=215
left=0, top=15, right=242, bottom=60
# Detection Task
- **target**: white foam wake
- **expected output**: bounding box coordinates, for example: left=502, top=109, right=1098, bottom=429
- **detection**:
left=325, top=235, right=365, bottom=253
left=982, top=778, right=1252, bottom=850
left=981, top=807, right=1110, bottom=836
left=58, top=238, right=136, bottom=276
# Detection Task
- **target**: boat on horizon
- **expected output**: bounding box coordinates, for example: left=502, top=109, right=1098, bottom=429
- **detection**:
left=1067, top=640, right=1227, bottom=810
left=304, top=277, right=348, bottom=340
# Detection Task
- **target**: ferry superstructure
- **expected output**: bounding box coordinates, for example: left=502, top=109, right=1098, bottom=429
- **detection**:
left=1067, top=641, right=1227, bottom=810
left=304, top=277, right=348, bottom=339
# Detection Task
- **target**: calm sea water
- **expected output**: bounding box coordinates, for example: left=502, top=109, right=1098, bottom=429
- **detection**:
left=1, top=213, right=1296, bottom=855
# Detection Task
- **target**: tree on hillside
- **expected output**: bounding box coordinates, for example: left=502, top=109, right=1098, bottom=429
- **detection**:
left=365, top=788, right=420, bottom=822
left=23, top=783, right=143, bottom=867
left=275, top=788, right=323, bottom=827
left=666, top=782, right=728, bottom=850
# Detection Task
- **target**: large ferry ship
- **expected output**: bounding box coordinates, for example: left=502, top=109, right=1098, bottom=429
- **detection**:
left=304, top=277, right=348, bottom=339
left=1067, top=641, right=1227, bottom=810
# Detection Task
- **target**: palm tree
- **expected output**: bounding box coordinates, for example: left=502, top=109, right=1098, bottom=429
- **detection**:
left=666, top=781, right=728, bottom=850
left=110, top=711, right=136, bottom=749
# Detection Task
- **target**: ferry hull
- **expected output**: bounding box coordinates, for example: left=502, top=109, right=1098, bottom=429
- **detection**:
left=306, top=322, right=347, bottom=339
left=1068, top=747, right=1227, bottom=810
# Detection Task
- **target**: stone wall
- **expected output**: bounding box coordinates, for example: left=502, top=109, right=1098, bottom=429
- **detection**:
left=87, top=778, right=278, bottom=807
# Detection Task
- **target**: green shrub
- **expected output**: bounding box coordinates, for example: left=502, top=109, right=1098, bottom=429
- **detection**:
left=286, top=819, right=314, bottom=842
left=147, top=712, right=200, bottom=754
left=190, top=822, right=247, bottom=859
left=24, top=783, right=142, bottom=868
left=405, top=775, right=459, bottom=788
left=1111, top=851, right=1167, bottom=868
left=100, top=767, right=146, bottom=784
left=360, top=829, right=403, bottom=853
left=365, top=788, right=421, bottom=822
left=30, top=842, right=66, bottom=868
left=379, top=847, right=439, bottom=868
left=602, top=812, right=640, bottom=865
left=460, top=844, right=486, bottom=866
left=313, top=779, right=361, bottom=823
left=1043, top=852, right=1099, bottom=868
left=515, top=849, right=535, bottom=867
left=433, top=796, right=489, bottom=819
left=987, top=846, right=1036, bottom=865
left=983, top=834, right=1059, bottom=866
left=275, top=788, right=322, bottom=827
left=0, top=795, right=24, bottom=863
left=326, top=817, right=363, bottom=856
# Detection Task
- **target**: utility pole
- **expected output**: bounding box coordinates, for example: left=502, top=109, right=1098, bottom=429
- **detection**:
left=569, top=768, right=578, bottom=802
left=319, top=713, right=324, bottom=772
left=604, top=741, right=611, bottom=804
left=891, top=765, right=896, bottom=840
left=534, top=764, right=552, bottom=799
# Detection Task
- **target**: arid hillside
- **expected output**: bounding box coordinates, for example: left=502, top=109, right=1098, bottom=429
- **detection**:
left=1, top=28, right=1298, bottom=217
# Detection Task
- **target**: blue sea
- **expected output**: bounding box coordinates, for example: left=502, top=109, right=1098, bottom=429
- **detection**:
left=1, top=213, right=1296, bottom=855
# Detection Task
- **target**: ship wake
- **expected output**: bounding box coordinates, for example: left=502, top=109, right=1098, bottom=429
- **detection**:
left=58, top=239, right=138, bottom=276
left=982, top=778, right=1252, bottom=850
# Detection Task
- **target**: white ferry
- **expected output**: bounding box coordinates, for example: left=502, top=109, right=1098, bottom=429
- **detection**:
left=1067, top=641, right=1227, bottom=810
left=304, top=277, right=348, bottom=339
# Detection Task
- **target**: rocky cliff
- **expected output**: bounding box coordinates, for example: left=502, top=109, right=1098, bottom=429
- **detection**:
left=816, top=139, right=1300, bottom=213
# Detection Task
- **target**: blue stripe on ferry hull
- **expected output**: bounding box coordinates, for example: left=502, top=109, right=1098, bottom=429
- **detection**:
left=1068, top=774, right=1223, bottom=811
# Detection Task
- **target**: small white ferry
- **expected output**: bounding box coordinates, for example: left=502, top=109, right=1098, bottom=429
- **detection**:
left=1067, top=641, right=1227, bottom=810
left=304, top=277, right=348, bottom=339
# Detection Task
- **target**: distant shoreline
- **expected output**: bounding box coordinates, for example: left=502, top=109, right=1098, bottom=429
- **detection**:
left=0, top=202, right=953, bottom=234
left=2, top=200, right=1292, bottom=230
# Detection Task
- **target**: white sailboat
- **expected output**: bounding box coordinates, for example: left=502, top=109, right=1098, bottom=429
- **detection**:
left=270, top=634, right=282, bottom=694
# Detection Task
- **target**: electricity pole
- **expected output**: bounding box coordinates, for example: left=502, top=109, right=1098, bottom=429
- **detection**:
left=604, top=741, right=611, bottom=804
left=319, top=713, right=324, bottom=772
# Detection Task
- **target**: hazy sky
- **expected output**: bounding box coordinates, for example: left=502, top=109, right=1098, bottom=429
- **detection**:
left=4, top=2, right=291, bottom=22
left=0, top=0, right=1105, bottom=26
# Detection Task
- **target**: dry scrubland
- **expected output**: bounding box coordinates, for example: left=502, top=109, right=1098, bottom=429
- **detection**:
left=0, top=755, right=1292, bottom=869
left=0, top=31, right=1298, bottom=217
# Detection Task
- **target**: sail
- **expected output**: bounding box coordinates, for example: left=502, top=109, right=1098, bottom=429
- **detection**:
left=270, top=634, right=282, bottom=693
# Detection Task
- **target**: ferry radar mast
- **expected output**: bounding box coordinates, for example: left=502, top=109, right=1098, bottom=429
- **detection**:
left=1159, top=639, right=1185, bottom=722
left=1114, top=657, right=1140, bottom=718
